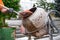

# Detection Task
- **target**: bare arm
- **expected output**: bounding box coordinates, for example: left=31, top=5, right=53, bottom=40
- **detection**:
left=0, top=0, right=7, bottom=13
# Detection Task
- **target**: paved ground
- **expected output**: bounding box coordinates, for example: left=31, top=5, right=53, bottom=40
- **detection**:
left=15, top=35, right=60, bottom=40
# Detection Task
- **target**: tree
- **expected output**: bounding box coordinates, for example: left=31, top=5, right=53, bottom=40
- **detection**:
left=0, top=0, right=20, bottom=40
left=0, top=0, right=20, bottom=27
left=36, top=0, right=55, bottom=11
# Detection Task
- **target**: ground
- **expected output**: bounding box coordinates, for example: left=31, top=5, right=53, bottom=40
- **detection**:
left=15, top=35, right=60, bottom=40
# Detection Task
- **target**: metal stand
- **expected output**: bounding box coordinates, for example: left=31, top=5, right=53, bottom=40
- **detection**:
left=48, top=19, right=53, bottom=40
left=48, top=10, right=59, bottom=40
left=28, top=34, right=31, bottom=40
left=49, top=24, right=53, bottom=40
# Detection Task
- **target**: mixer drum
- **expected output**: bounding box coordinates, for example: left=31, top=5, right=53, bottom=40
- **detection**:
left=23, top=8, right=48, bottom=38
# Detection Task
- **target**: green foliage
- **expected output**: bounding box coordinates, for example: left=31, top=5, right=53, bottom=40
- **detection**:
left=0, top=28, right=15, bottom=40
left=36, top=0, right=55, bottom=11
left=0, top=0, right=20, bottom=27
left=3, top=0, right=20, bottom=11
left=2, top=0, right=20, bottom=18
left=36, top=0, right=46, bottom=8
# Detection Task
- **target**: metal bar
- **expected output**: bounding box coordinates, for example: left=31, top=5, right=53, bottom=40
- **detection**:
left=48, top=20, right=53, bottom=40
left=48, top=10, right=59, bottom=33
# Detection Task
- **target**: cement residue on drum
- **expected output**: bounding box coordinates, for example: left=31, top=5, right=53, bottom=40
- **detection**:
left=28, top=8, right=48, bottom=28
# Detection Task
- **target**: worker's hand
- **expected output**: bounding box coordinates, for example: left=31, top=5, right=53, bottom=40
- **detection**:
left=1, top=8, right=13, bottom=13
left=1, top=8, right=8, bottom=13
